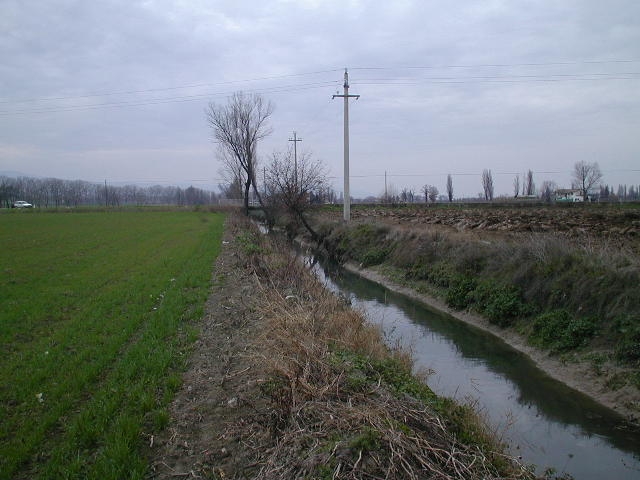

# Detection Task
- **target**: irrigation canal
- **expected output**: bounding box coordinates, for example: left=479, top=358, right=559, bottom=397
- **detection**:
left=305, top=254, right=640, bottom=480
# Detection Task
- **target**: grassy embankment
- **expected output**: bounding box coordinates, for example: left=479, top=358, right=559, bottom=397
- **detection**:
left=313, top=213, right=640, bottom=399
left=0, top=210, right=224, bottom=479
left=228, top=218, right=532, bottom=479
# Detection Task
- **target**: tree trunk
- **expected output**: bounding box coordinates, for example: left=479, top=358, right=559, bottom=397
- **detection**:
left=297, top=208, right=319, bottom=243
left=243, top=179, right=251, bottom=216
left=250, top=172, right=275, bottom=227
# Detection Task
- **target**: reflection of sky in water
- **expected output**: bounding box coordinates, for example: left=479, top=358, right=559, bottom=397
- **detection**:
left=311, top=261, right=640, bottom=480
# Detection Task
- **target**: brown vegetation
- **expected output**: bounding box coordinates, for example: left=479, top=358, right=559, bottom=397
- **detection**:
left=150, top=213, right=532, bottom=479
left=311, top=203, right=640, bottom=418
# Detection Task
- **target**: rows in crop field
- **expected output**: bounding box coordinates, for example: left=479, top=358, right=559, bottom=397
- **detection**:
left=0, top=211, right=224, bottom=479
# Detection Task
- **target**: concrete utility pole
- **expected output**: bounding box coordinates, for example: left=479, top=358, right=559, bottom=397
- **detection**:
left=332, top=68, right=359, bottom=222
left=288, top=131, right=302, bottom=189
left=385, top=170, right=388, bottom=202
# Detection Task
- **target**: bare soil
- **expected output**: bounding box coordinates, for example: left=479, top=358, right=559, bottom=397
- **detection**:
left=350, top=203, right=640, bottom=237
left=147, top=217, right=269, bottom=479
left=336, top=203, right=640, bottom=257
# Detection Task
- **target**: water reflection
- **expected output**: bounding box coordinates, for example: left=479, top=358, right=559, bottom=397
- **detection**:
left=309, top=257, right=640, bottom=480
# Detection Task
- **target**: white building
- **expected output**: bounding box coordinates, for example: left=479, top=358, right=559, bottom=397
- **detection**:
left=555, top=188, right=584, bottom=202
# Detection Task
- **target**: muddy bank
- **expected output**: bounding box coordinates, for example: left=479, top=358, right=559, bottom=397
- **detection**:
left=343, top=262, right=640, bottom=423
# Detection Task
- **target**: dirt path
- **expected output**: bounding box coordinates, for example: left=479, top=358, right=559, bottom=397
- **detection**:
left=147, top=217, right=268, bottom=479
left=344, top=262, right=640, bottom=423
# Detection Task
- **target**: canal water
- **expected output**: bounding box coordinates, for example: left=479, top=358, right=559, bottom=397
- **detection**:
left=306, top=255, right=640, bottom=479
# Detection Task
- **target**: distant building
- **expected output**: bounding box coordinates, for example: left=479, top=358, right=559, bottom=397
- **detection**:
left=555, top=188, right=584, bottom=202
left=516, top=194, right=538, bottom=201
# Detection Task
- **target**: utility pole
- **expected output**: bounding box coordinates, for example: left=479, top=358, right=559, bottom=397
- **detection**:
left=332, top=68, right=359, bottom=222
left=384, top=170, right=388, bottom=202
left=288, top=131, right=302, bottom=189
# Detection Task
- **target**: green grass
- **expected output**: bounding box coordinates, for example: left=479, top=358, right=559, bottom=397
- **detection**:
left=0, top=211, right=225, bottom=479
left=323, top=218, right=640, bottom=360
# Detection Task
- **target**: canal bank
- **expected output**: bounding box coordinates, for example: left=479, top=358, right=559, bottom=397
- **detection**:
left=153, top=215, right=533, bottom=479
left=343, top=261, right=639, bottom=423
left=304, top=255, right=640, bottom=479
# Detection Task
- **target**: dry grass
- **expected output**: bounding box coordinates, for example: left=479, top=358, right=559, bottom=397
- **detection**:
left=225, top=219, right=532, bottom=479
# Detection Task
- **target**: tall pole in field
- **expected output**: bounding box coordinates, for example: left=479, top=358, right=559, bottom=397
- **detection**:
left=333, top=68, right=359, bottom=222
left=288, top=131, right=302, bottom=191
left=385, top=170, right=388, bottom=202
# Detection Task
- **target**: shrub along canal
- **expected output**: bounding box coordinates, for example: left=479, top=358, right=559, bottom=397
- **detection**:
left=307, top=255, right=640, bottom=480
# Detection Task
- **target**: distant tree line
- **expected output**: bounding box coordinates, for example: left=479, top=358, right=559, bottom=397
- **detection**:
left=597, top=184, right=640, bottom=202
left=0, top=175, right=219, bottom=208
left=376, top=161, right=640, bottom=205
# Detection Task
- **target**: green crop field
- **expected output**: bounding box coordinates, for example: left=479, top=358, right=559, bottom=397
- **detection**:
left=0, top=210, right=225, bottom=479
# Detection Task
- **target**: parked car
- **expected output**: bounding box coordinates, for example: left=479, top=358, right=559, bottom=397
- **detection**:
left=11, top=200, right=33, bottom=208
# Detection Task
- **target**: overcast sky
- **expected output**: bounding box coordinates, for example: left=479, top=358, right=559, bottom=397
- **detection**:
left=1, top=0, right=639, bottom=198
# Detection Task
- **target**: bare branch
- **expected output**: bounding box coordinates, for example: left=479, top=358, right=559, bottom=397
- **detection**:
left=265, top=149, right=328, bottom=239
left=206, top=92, right=273, bottom=214
left=572, top=161, right=603, bottom=201
left=481, top=169, right=494, bottom=201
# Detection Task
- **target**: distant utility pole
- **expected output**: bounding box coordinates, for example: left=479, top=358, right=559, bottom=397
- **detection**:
left=332, top=68, right=359, bottom=222
left=288, top=131, right=302, bottom=188
left=385, top=171, right=388, bottom=202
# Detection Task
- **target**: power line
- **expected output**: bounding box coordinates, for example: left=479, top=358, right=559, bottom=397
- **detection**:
left=2, top=60, right=638, bottom=116
left=337, top=169, right=640, bottom=179
left=351, top=60, right=640, bottom=71
left=352, top=72, right=640, bottom=85
left=356, top=72, right=640, bottom=80
left=0, top=81, right=340, bottom=116
left=4, top=61, right=636, bottom=106
left=0, top=68, right=342, bottom=105
left=354, top=77, right=639, bottom=87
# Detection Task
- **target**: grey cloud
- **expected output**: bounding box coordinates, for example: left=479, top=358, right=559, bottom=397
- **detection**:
left=1, top=0, right=639, bottom=197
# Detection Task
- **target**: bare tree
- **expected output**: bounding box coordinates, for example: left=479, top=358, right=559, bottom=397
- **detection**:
left=428, top=185, right=439, bottom=203
left=206, top=92, right=273, bottom=215
left=382, top=184, right=399, bottom=204
left=265, top=149, right=327, bottom=240
left=217, top=149, right=245, bottom=200
left=481, top=169, right=494, bottom=201
left=572, top=161, right=603, bottom=201
left=540, top=180, right=557, bottom=203
left=310, top=185, right=336, bottom=204
left=524, top=170, right=535, bottom=196
left=446, top=174, right=453, bottom=202
left=400, top=187, right=414, bottom=203
left=0, top=176, right=18, bottom=208
left=513, top=175, right=520, bottom=198
left=421, top=184, right=430, bottom=203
